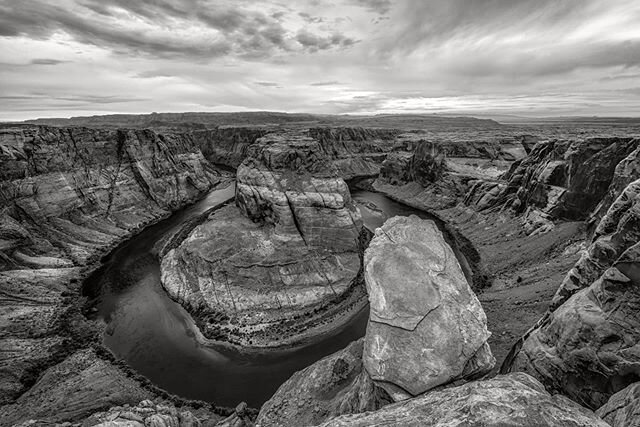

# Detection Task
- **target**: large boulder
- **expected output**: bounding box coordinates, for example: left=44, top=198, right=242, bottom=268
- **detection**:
left=318, top=373, right=609, bottom=427
left=256, top=339, right=391, bottom=427
left=504, top=244, right=640, bottom=409
left=363, top=215, right=494, bottom=400
left=596, top=381, right=640, bottom=427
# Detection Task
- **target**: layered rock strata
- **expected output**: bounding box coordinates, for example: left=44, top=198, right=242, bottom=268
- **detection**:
left=363, top=215, right=494, bottom=400
left=161, top=133, right=365, bottom=345
left=491, top=137, right=638, bottom=233
left=308, top=127, right=400, bottom=180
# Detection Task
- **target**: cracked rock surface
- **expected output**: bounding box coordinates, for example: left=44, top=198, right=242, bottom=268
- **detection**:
left=362, top=215, right=494, bottom=401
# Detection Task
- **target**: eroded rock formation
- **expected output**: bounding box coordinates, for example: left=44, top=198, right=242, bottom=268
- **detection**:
left=363, top=215, right=494, bottom=400
left=492, top=137, right=639, bottom=234
left=317, top=373, right=609, bottom=427
left=192, top=126, right=270, bottom=169
left=161, top=132, right=365, bottom=345
left=308, top=127, right=400, bottom=180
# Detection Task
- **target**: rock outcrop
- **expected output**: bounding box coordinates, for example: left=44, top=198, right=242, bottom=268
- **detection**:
left=161, top=132, right=365, bottom=345
left=380, top=140, right=445, bottom=186
left=504, top=237, right=640, bottom=409
left=496, top=137, right=638, bottom=224
left=308, top=127, right=400, bottom=180
left=192, top=126, right=269, bottom=169
left=363, top=215, right=494, bottom=400
left=317, top=373, right=609, bottom=427
left=256, top=339, right=391, bottom=427
left=596, top=382, right=640, bottom=427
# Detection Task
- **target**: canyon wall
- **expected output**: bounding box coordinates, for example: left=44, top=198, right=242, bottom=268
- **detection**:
left=0, top=125, right=228, bottom=424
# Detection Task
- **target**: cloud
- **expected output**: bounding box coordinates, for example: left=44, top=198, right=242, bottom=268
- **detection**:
left=29, top=58, right=67, bottom=65
left=296, top=29, right=358, bottom=51
left=298, top=12, right=324, bottom=24
left=254, top=81, right=281, bottom=87
left=0, top=0, right=358, bottom=60
left=2, top=0, right=640, bottom=120
left=351, top=0, right=393, bottom=15
left=310, top=81, right=342, bottom=86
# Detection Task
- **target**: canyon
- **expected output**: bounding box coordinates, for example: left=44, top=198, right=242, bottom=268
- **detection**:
left=1, top=115, right=639, bottom=426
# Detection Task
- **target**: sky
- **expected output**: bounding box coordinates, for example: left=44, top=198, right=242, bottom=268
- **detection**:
left=1, top=0, right=640, bottom=121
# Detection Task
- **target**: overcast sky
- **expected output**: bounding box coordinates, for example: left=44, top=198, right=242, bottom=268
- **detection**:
left=2, top=0, right=640, bottom=120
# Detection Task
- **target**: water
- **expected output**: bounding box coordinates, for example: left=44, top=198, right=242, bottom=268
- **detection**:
left=84, top=184, right=460, bottom=408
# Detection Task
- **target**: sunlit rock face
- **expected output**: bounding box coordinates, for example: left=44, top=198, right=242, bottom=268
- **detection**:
left=362, top=215, right=494, bottom=401
left=317, top=373, right=609, bottom=427
left=161, top=132, right=364, bottom=345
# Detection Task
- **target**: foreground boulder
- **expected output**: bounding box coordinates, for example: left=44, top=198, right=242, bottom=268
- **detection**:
left=161, top=132, right=365, bottom=345
left=256, top=339, right=391, bottom=427
left=363, top=215, right=494, bottom=400
left=596, top=382, right=640, bottom=426
left=318, top=373, right=609, bottom=427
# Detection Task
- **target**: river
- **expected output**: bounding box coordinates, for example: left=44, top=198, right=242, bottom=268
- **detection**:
left=83, top=184, right=461, bottom=408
